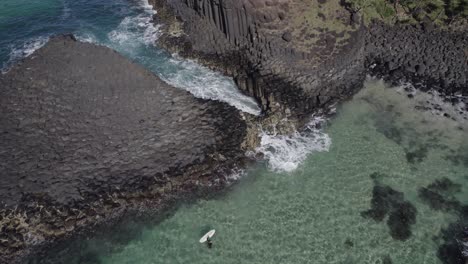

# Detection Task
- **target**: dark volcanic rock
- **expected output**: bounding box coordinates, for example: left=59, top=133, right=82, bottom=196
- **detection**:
left=150, top=0, right=467, bottom=127
left=0, top=35, right=248, bottom=262
left=366, top=22, right=468, bottom=95
left=150, top=0, right=367, bottom=126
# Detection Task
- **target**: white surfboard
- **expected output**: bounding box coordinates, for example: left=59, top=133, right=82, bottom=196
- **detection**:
left=199, top=229, right=215, bottom=243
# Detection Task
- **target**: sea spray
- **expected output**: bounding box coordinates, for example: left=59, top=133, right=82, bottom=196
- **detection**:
left=161, top=55, right=261, bottom=116
left=253, top=115, right=331, bottom=173
left=104, top=0, right=261, bottom=116
left=1, top=36, right=49, bottom=73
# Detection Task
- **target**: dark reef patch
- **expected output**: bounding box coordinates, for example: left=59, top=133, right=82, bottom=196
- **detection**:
left=419, top=178, right=468, bottom=264
left=405, top=145, right=429, bottom=164
left=382, top=255, right=393, bottom=264
left=436, top=213, right=468, bottom=264
left=361, top=173, right=417, bottom=241
left=445, top=144, right=468, bottom=168
left=344, top=238, right=354, bottom=248
left=419, top=178, right=462, bottom=212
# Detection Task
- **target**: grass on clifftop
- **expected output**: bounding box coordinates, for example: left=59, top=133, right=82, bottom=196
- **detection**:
left=344, top=0, right=468, bottom=26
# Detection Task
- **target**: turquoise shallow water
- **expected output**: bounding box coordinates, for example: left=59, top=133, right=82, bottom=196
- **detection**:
left=37, top=80, right=468, bottom=264
left=2, top=0, right=467, bottom=263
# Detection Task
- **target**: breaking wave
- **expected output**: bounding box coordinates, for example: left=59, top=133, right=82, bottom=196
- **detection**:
left=161, top=55, right=261, bottom=116
left=105, top=0, right=261, bottom=115
left=2, top=0, right=260, bottom=115
left=1, top=36, right=49, bottom=73
left=254, top=116, right=332, bottom=173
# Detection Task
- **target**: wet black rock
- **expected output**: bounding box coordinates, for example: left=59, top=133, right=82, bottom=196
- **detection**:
left=361, top=174, right=417, bottom=241
left=366, top=22, right=468, bottom=95
left=150, top=0, right=367, bottom=124
left=282, top=32, right=292, bottom=42
left=0, top=35, right=249, bottom=262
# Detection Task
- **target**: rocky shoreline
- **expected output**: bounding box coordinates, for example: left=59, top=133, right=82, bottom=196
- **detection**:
left=150, top=0, right=368, bottom=131
left=0, top=0, right=467, bottom=263
left=148, top=0, right=467, bottom=263
left=0, top=35, right=256, bottom=263
left=150, top=0, right=466, bottom=129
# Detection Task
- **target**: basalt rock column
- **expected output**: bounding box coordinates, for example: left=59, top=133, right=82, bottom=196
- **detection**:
left=151, top=0, right=367, bottom=126
left=0, top=35, right=248, bottom=263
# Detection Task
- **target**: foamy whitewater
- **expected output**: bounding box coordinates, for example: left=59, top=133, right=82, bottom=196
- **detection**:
left=93, top=0, right=261, bottom=116
left=254, top=116, right=332, bottom=173
left=1, top=36, right=49, bottom=73
left=1, top=0, right=321, bottom=180
left=2, top=0, right=261, bottom=116
left=2, top=0, right=326, bottom=175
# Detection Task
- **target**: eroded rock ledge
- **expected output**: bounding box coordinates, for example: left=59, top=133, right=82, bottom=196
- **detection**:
left=366, top=22, right=467, bottom=95
left=151, top=0, right=367, bottom=128
left=150, top=0, right=467, bottom=125
left=0, top=35, right=250, bottom=263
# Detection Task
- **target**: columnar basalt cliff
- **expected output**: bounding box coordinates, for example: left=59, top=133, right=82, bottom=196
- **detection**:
left=148, top=4, right=467, bottom=261
left=366, top=22, right=468, bottom=95
left=151, top=0, right=367, bottom=126
left=151, top=0, right=467, bottom=119
left=0, top=35, right=251, bottom=263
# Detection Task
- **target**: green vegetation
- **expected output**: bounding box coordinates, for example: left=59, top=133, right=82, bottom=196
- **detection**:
left=343, top=0, right=468, bottom=25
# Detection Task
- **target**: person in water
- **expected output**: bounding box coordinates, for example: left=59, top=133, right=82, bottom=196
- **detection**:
left=206, top=237, right=213, bottom=249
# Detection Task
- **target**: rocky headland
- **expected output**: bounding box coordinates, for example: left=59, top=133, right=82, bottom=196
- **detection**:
left=151, top=0, right=368, bottom=130
left=0, top=35, right=253, bottom=263
left=148, top=0, right=467, bottom=263
left=1, top=0, right=467, bottom=262
left=150, top=0, right=467, bottom=125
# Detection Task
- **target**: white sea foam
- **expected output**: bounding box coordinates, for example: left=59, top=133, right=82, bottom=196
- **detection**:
left=224, top=169, right=246, bottom=184
left=105, top=0, right=261, bottom=116
left=107, top=11, right=160, bottom=49
left=161, top=56, right=261, bottom=116
left=1, top=36, right=49, bottom=73
left=462, top=241, right=468, bottom=257
left=75, top=32, right=98, bottom=43
left=253, top=116, right=331, bottom=173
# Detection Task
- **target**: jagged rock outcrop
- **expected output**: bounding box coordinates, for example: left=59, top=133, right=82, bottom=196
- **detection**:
left=151, top=0, right=467, bottom=122
left=151, top=0, right=367, bottom=126
left=366, top=22, right=468, bottom=95
left=0, top=35, right=249, bottom=263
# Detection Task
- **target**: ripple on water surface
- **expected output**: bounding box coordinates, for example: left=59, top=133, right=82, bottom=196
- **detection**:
left=37, top=79, right=468, bottom=264
left=1, top=0, right=261, bottom=115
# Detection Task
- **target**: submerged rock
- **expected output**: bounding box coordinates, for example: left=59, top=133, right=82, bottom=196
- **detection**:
left=418, top=178, right=468, bottom=264
left=0, top=35, right=250, bottom=262
left=361, top=173, right=417, bottom=241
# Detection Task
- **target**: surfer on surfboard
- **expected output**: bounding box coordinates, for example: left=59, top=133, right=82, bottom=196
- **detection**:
left=200, top=229, right=215, bottom=249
